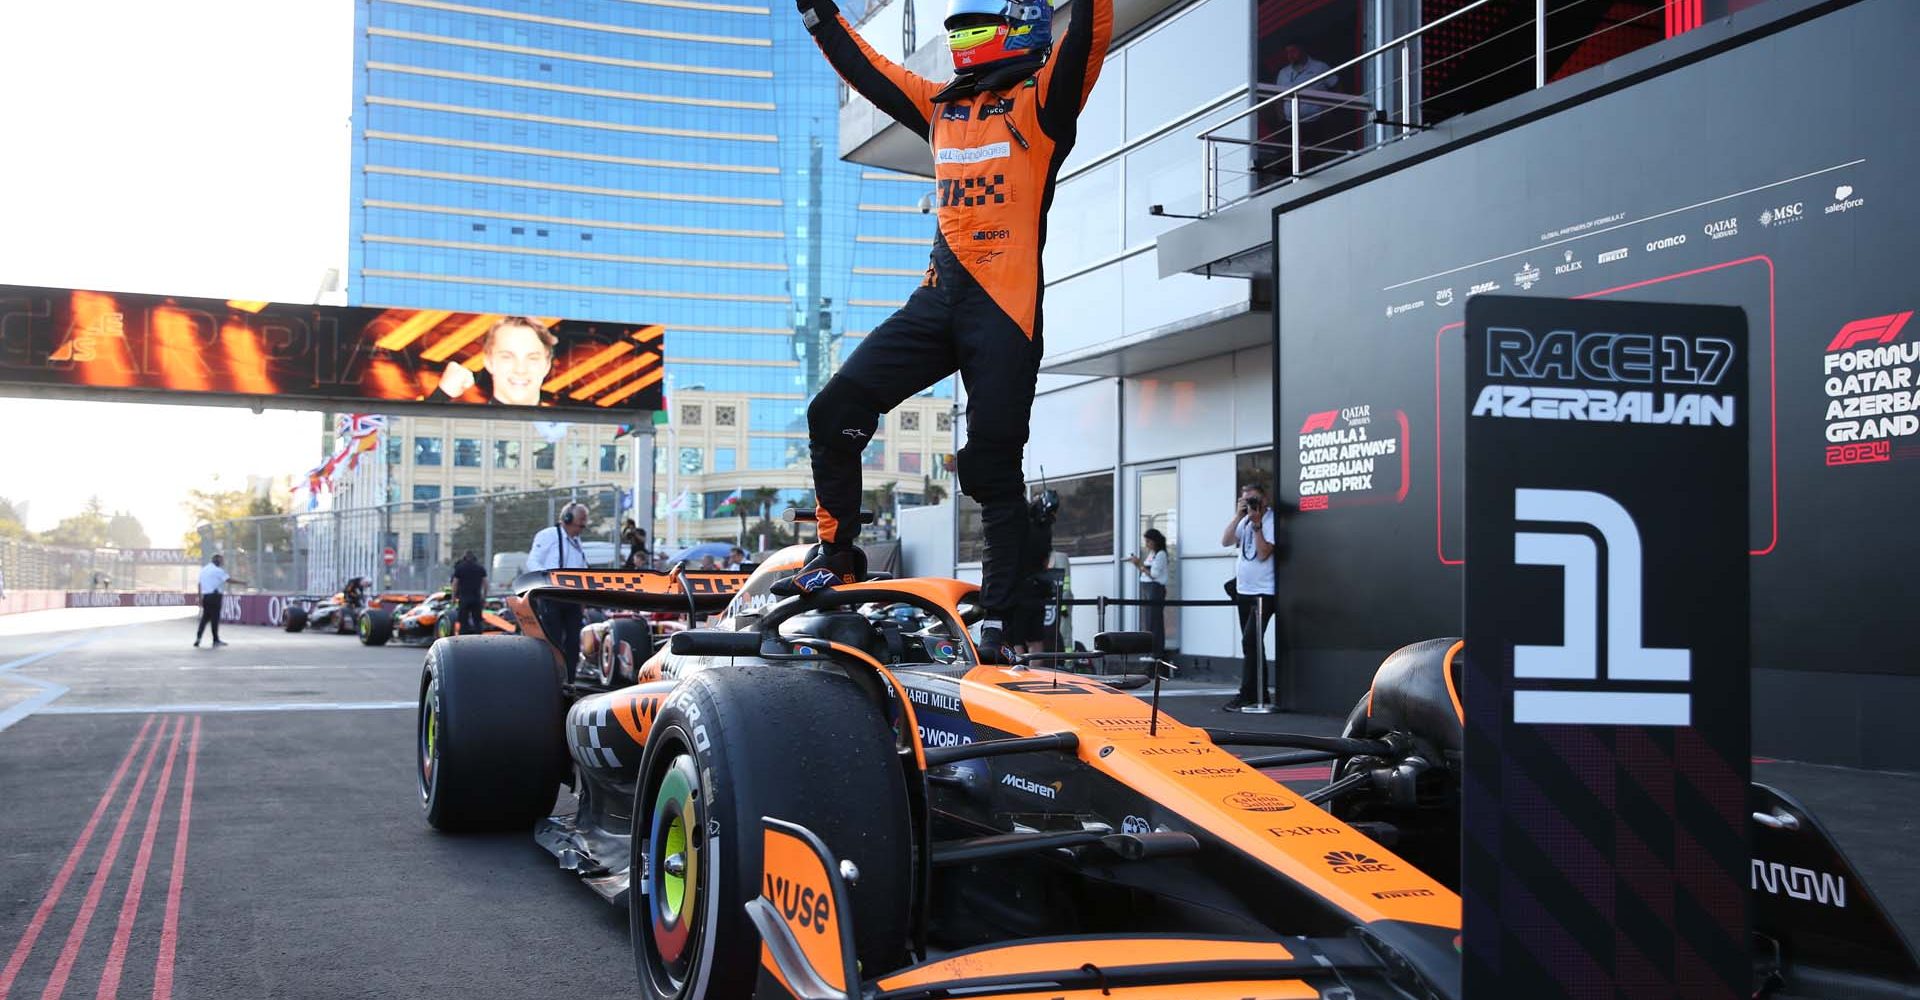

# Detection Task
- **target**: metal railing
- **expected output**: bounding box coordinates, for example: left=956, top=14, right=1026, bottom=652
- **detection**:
left=1201, top=0, right=1586, bottom=214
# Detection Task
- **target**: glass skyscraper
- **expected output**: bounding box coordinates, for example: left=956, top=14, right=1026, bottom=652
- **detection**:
left=347, top=0, right=952, bottom=533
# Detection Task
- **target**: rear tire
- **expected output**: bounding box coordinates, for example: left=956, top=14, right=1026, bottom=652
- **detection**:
left=282, top=607, right=308, bottom=632
left=417, top=636, right=566, bottom=831
left=601, top=618, right=653, bottom=687
left=360, top=607, right=393, bottom=646
left=631, top=666, right=913, bottom=1000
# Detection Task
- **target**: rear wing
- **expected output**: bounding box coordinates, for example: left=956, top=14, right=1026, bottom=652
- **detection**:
left=511, top=568, right=748, bottom=614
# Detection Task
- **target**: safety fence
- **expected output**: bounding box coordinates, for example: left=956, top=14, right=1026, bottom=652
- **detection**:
left=0, top=537, right=196, bottom=593
left=196, top=484, right=637, bottom=598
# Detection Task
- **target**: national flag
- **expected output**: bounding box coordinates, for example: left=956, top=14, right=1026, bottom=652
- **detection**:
left=665, top=489, right=695, bottom=514
left=714, top=488, right=743, bottom=516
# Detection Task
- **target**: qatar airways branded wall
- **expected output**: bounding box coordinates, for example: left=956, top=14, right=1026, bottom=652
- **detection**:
left=1272, top=0, right=1918, bottom=763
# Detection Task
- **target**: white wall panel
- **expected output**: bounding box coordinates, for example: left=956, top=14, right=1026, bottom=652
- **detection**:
left=1024, top=379, right=1117, bottom=480
left=1232, top=344, right=1272, bottom=448
left=1120, top=251, right=1246, bottom=337
left=1122, top=352, right=1235, bottom=464
left=1043, top=262, right=1126, bottom=359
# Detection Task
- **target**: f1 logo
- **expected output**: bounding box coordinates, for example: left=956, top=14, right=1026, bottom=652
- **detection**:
left=1511, top=488, right=1690, bottom=726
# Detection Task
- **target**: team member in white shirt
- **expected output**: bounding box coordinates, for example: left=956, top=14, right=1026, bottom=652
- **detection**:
left=525, top=502, right=591, bottom=675
left=1126, top=528, right=1171, bottom=658
left=1220, top=484, right=1286, bottom=711
left=194, top=554, right=245, bottom=648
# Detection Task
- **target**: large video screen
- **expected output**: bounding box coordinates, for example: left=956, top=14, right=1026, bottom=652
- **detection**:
left=0, top=284, right=665, bottom=415
left=1276, top=0, right=1917, bottom=675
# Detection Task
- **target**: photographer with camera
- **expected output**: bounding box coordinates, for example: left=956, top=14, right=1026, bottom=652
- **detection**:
left=1220, top=483, right=1289, bottom=711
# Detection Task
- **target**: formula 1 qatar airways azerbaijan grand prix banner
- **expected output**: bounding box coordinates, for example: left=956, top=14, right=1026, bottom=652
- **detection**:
left=1274, top=0, right=1918, bottom=678
left=0, top=285, right=665, bottom=416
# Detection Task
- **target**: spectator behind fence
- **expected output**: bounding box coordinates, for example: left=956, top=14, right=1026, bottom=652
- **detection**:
left=525, top=501, right=590, bottom=676
left=1126, top=528, right=1170, bottom=658
left=621, top=519, right=649, bottom=567
left=1220, top=483, right=1291, bottom=711
left=194, top=554, right=245, bottom=648
left=450, top=551, right=488, bottom=635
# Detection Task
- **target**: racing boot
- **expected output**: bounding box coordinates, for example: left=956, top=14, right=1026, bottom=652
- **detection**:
left=774, top=542, right=867, bottom=596
left=974, top=619, right=1014, bottom=665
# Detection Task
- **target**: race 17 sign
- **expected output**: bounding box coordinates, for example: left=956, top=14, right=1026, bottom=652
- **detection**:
left=1462, top=296, right=1750, bottom=999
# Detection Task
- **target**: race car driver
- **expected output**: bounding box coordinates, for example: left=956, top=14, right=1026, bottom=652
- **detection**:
left=792, top=0, right=1112, bottom=656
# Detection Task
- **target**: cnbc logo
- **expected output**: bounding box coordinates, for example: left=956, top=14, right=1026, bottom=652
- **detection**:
left=1323, top=850, right=1396, bottom=875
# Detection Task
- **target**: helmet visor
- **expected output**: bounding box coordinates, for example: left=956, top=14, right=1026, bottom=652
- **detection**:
left=948, top=23, right=1003, bottom=51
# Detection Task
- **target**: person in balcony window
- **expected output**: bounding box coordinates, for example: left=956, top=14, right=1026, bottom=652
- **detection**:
left=791, top=0, right=1113, bottom=664
left=1275, top=40, right=1336, bottom=99
left=1260, top=40, right=1343, bottom=181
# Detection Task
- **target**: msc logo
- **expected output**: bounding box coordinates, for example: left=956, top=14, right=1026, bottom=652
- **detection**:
left=1323, top=850, right=1395, bottom=875
left=1511, top=489, right=1690, bottom=726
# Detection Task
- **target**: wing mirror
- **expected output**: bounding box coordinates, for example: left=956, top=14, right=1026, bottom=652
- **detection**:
left=669, top=629, right=762, bottom=657
left=1093, top=631, right=1155, bottom=656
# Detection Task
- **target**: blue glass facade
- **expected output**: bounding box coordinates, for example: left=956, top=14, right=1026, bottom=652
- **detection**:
left=348, top=0, right=948, bottom=485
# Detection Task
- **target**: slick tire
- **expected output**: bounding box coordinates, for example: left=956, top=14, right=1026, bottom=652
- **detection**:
left=417, top=636, right=565, bottom=832
left=360, top=607, right=394, bottom=646
left=632, top=665, right=912, bottom=1000
left=282, top=607, right=309, bottom=632
left=600, top=618, right=653, bottom=687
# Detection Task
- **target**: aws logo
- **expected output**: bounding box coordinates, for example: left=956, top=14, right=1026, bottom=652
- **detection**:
left=1323, top=850, right=1395, bottom=875
left=764, top=874, right=833, bottom=933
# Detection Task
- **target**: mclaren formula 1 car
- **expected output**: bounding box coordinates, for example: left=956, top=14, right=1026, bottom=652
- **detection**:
left=414, top=546, right=1920, bottom=1000
left=359, top=589, right=515, bottom=646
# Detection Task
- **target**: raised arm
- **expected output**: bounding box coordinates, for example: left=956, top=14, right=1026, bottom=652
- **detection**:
left=1037, top=0, right=1113, bottom=138
left=798, top=0, right=941, bottom=139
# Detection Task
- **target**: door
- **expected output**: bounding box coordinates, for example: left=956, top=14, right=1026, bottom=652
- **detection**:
left=1133, top=467, right=1179, bottom=651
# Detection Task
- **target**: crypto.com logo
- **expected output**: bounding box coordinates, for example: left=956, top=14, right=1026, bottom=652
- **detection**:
left=1511, top=489, right=1691, bottom=726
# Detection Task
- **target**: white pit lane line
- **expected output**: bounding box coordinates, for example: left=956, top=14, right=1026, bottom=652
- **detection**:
left=35, top=700, right=416, bottom=716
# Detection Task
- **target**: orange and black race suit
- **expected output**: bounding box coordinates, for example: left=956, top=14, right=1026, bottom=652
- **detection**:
left=800, top=0, right=1111, bottom=616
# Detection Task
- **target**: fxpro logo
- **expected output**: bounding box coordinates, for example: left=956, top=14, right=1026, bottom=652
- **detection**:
left=1751, top=860, right=1846, bottom=907
left=1509, top=489, right=1691, bottom=727
left=1471, top=327, right=1739, bottom=427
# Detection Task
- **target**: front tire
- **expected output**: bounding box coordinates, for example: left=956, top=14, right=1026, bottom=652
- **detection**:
left=360, top=607, right=393, bottom=646
left=282, top=607, right=309, bottom=632
left=417, top=636, right=565, bottom=831
left=632, top=666, right=912, bottom=1000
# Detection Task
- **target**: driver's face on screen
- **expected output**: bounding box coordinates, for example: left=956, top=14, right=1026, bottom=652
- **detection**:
left=484, top=324, right=552, bottom=405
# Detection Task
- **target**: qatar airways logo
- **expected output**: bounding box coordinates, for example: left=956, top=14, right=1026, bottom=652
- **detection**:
left=1471, top=327, right=1739, bottom=427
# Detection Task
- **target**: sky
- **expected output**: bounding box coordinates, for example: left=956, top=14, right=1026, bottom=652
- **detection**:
left=0, top=2, right=355, bottom=543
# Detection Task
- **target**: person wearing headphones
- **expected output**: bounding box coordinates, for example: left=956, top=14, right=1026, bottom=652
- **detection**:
left=525, top=501, right=590, bottom=676
left=791, top=0, right=1113, bottom=661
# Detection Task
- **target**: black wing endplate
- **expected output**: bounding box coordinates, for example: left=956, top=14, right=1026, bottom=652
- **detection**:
left=1751, top=782, right=1920, bottom=997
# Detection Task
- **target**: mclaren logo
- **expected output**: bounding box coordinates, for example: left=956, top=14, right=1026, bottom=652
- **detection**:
left=1323, top=850, right=1395, bottom=875
left=1000, top=773, right=1060, bottom=800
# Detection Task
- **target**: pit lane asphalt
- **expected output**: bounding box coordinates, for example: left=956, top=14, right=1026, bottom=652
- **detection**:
left=0, top=608, right=1914, bottom=998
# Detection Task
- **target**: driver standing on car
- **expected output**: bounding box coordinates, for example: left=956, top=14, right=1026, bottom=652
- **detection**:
left=790, top=0, right=1112, bottom=662
left=526, top=502, right=590, bottom=677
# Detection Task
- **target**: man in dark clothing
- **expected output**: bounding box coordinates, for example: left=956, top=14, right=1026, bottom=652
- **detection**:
left=450, top=551, right=488, bottom=635
left=790, top=0, right=1112, bottom=661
